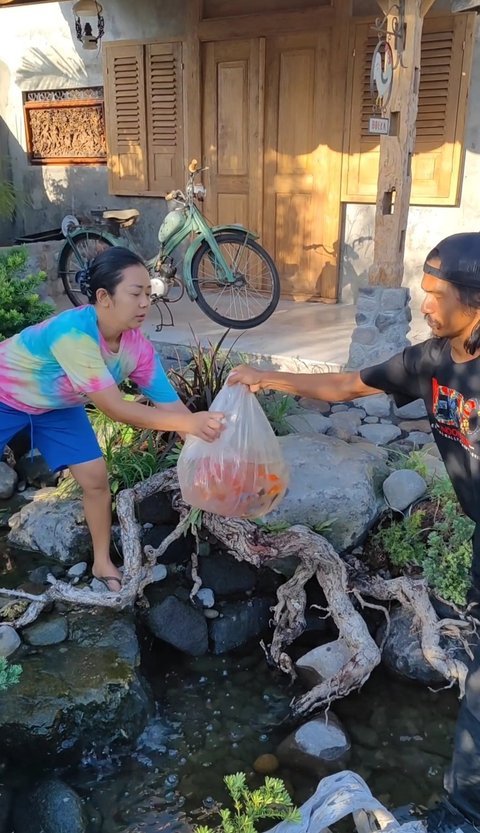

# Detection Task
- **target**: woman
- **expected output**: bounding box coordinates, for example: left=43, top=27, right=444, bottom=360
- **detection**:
left=0, top=247, right=223, bottom=591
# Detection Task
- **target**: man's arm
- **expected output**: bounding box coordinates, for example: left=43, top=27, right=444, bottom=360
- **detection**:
left=228, top=365, right=382, bottom=403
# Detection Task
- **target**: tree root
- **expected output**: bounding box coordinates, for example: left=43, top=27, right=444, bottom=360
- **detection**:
left=0, top=469, right=472, bottom=716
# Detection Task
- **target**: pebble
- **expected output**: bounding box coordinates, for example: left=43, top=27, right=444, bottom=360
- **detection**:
left=197, top=588, right=215, bottom=608
left=407, top=431, right=431, bottom=448
left=363, top=416, right=379, bottom=424
left=204, top=609, right=220, bottom=619
left=331, top=404, right=349, bottom=413
left=151, top=564, right=168, bottom=582
left=253, top=753, right=280, bottom=774
left=67, top=562, right=88, bottom=579
left=358, top=424, right=401, bottom=445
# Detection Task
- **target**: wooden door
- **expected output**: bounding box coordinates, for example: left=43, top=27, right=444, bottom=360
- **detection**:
left=263, top=32, right=337, bottom=300
left=202, top=39, right=264, bottom=234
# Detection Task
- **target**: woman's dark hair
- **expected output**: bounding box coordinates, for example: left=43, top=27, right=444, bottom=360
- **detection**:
left=75, top=246, right=146, bottom=303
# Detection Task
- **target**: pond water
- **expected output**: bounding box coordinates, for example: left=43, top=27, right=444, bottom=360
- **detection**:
left=67, top=641, right=458, bottom=833
left=1, top=541, right=460, bottom=833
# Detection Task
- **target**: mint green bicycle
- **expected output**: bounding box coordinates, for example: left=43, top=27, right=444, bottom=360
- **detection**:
left=58, top=159, right=280, bottom=330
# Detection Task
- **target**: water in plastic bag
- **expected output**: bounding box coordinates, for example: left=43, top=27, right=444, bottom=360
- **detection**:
left=177, top=383, right=289, bottom=519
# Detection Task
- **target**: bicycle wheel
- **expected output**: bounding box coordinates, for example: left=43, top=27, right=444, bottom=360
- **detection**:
left=191, top=232, right=280, bottom=329
left=58, top=231, right=114, bottom=306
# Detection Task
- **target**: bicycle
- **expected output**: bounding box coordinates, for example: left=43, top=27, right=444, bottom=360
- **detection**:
left=58, top=160, right=281, bottom=330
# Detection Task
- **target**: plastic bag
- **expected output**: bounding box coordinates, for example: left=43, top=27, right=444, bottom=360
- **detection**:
left=177, top=383, right=289, bottom=519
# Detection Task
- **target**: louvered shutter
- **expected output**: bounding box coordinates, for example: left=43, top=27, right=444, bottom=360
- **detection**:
left=145, top=43, right=184, bottom=193
left=104, top=43, right=147, bottom=195
left=342, top=14, right=474, bottom=206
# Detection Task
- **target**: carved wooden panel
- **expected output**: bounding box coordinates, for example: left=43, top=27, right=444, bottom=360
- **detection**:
left=24, top=88, right=106, bottom=165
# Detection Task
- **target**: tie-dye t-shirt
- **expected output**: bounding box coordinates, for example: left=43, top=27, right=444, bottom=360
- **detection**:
left=0, top=305, right=179, bottom=414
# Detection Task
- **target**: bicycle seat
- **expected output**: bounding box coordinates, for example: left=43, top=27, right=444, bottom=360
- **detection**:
left=102, top=209, right=139, bottom=228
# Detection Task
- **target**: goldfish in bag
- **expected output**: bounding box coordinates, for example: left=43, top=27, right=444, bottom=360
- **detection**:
left=177, top=383, right=289, bottom=519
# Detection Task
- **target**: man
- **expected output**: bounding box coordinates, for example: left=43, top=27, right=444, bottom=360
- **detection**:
left=229, top=232, right=480, bottom=833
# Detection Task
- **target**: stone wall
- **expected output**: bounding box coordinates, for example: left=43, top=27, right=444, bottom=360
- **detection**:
left=346, top=287, right=411, bottom=371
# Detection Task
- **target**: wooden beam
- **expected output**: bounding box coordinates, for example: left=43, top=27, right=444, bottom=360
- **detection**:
left=183, top=0, right=202, bottom=167
left=369, top=0, right=425, bottom=287
left=198, top=6, right=335, bottom=41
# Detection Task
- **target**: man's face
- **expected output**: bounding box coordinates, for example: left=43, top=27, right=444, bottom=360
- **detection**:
left=421, top=264, right=475, bottom=339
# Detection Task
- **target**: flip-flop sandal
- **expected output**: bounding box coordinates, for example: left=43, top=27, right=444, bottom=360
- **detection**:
left=92, top=575, right=123, bottom=592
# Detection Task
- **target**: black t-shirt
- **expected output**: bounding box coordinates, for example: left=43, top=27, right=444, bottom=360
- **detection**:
left=360, top=338, right=480, bottom=523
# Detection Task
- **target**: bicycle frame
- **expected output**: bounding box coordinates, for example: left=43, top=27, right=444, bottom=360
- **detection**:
left=158, top=194, right=258, bottom=301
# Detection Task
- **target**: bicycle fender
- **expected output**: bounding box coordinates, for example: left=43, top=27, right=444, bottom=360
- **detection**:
left=65, top=227, right=122, bottom=247
left=182, top=225, right=259, bottom=301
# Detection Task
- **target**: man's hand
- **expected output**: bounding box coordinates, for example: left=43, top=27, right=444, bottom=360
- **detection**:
left=186, top=411, right=224, bottom=442
left=228, top=365, right=266, bottom=393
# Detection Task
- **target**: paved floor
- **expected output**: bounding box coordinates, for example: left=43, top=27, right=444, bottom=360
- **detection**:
left=143, top=294, right=430, bottom=371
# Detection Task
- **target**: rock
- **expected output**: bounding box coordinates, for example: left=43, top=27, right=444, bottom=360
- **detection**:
left=407, top=431, right=431, bottom=448
left=208, top=598, right=272, bottom=654
left=137, top=492, right=178, bottom=526
left=330, top=404, right=349, bottom=413
left=29, top=565, right=64, bottom=584
left=146, top=596, right=208, bottom=656
left=286, top=412, right=330, bottom=434
left=358, top=424, right=402, bottom=445
left=382, top=469, right=428, bottom=512
left=398, top=420, right=432, bottom=434
left=0, top=463, right=17, bottom=500
left=253, top=753, right=279, bottom=774
left=12, top=779, right=86, bottom=833
left=16, top=450, right=58, bottom=488
left=295, top=639, right=353, bottom=688
left=422, top=456, right=447, bottom=482
left=363, top=416, right=379, bottom=424
left=142, top=524, right=194, bottom=564
left=197, top=588, right=215, bottom=608
left=328, top=411, right=363, bottom=435
left=23, top=615, right=69, bottom=646
left=67, top=562, right=88, bottom=579
left=377, top=607, right=453, bottom=685
left=267, top=434, right=388, bottom=552
left=151, top=564, right=168, bottom=583
left=393, top=400, right=428, bottom=419
left=8, top=497, right=92, bottom=565
left=0, top=624, right=21, bottom=658
left=276, top=714, right=350, bottom=777
left=298, top=398, right=330, bottom=414
left=353, top=394, right=391, bottom=418
left=195, top=552, right=257, bottom=596
left=0, top=609, right=152, bottom=764
left=0, top=785, right=11, bottom=833
left=204, top=608, right=219, bottom=619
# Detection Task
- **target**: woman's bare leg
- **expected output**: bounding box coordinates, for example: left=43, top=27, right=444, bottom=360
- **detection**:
left=69, top=458, right=122, bottom=590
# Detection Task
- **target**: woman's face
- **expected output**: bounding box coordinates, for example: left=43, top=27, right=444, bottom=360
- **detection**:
left=97, top=264, right=152, bottom=330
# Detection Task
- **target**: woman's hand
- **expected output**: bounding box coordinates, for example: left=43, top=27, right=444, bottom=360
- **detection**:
left=228, top=365, right=266, bottom=393
left=186, top=410, right=224, bottom=442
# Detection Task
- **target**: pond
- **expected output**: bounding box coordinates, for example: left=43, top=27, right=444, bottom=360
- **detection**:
left=1, top=542, right=459, bottom=833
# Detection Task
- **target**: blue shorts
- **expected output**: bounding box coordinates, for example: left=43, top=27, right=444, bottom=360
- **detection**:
left=0, top=402, right=103, bottom=472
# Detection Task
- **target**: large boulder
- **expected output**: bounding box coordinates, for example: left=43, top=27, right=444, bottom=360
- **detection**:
left=267, top=434, right=388, bottom=551
left=12, top=779, right=86, bottom=833
left=0, top=609, right=153, bottom=764
left=0, top=462, right=17, bottom=500
left=8, top=494, right=91, bottom=565
left=146, top=595, right=209, bottom=656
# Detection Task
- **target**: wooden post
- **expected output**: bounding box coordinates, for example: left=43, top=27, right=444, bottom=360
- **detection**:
left=368, top=0, right=434, bottom=287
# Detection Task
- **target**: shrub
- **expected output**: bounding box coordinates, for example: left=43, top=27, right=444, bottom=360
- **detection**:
left=372, top=469, right=474, bottom=606
left=195, top=772, right=300, bottom=833
left=169, top=330, right=238, bottom=412
left=0, top=248, right=53, bottom=340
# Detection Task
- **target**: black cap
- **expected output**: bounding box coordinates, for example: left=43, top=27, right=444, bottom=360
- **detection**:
left=424, top=232, right=480, bottom=289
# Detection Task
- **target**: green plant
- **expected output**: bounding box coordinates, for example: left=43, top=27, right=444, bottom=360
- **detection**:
left=196, top=773, right=300, bottom=833
left=0, top=657, right=22, bottom=691
left=0, top=248, right=54, bottom=340
left=169, top=329, right=240, bottom=412
left=257, top=392, right=298, bottom=436
left=0, top=179, right=16, bottom=222
left=372, top=473, right=474, bottom=605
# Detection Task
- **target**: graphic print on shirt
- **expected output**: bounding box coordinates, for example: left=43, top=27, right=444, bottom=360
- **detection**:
left=432, top=377, right=480, bottom=459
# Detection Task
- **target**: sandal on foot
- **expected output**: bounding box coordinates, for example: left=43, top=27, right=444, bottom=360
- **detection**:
left=92, top=575, right=123, bottom=592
